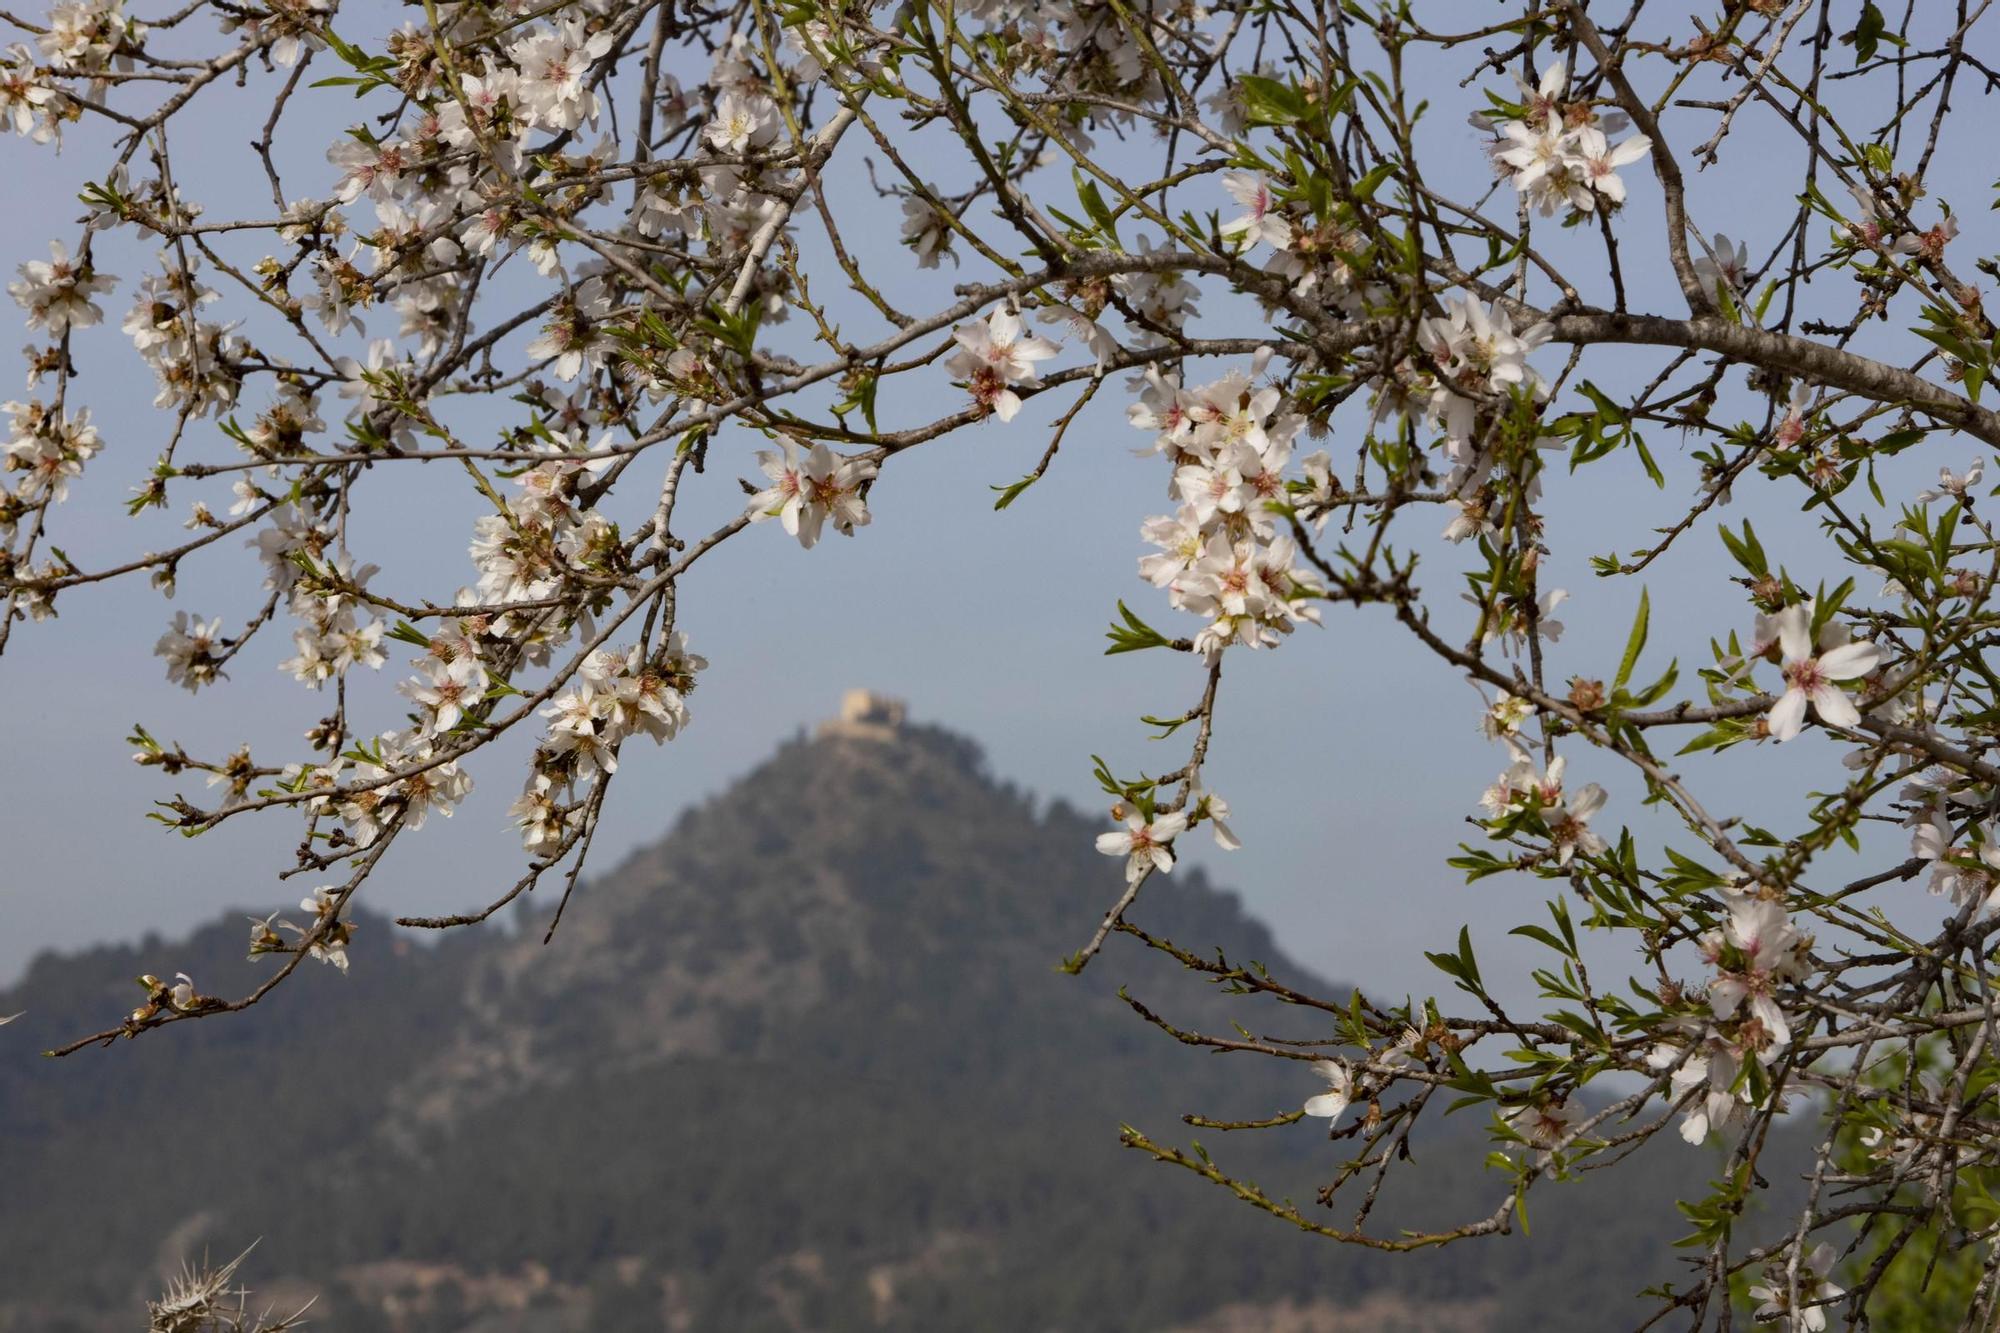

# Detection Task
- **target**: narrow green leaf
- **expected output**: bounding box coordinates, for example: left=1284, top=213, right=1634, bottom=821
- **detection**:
left=1615, top=588, right=1650, bottom=690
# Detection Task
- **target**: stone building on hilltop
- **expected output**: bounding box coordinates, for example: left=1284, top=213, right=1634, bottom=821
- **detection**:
left=817, top=689, right=907, bottom=742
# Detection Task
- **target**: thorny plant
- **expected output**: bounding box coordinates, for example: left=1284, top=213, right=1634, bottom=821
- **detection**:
left=147, top=1242, right=311, bottom=1333
left=6, top=0, right=2000, bottom=1325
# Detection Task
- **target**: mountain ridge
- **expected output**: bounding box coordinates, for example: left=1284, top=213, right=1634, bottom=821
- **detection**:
left=2, top=716, right=1756, bottom=1332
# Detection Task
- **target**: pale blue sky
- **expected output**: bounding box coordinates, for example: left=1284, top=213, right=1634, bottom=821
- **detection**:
left=1, top=2, right=1989, bottom=1019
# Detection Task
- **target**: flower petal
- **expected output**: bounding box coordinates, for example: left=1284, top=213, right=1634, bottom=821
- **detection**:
left=1768, top=688, right=1808, bottom=742
left=1811, top=683, right=1860, bottom=731
left=1815, top=640, right=1879, bottom=681
left=1774, top=605, right=1812, bottom=663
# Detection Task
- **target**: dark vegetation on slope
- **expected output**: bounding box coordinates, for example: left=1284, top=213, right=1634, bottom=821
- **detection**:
left=0, top=723, right=1800, bottom=1331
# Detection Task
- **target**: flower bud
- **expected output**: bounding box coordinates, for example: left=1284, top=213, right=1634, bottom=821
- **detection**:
left=1567, top=677, right=1607, bottom=712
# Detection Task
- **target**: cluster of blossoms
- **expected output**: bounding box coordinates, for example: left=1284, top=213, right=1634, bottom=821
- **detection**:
left=513, top=632, right=706, bottom=852
left=467, top=432, right=624, bottom=609
left=153, top=486, right=387, bottom=698
left=9, top=239, right=114, bottom=338
left=1838, top=179, right=1963, bottom=264
left=1748, top=1244, right=1845, bottom=1333
left=292, top=727, right=474, bottom=849
left=120, top=249, right=249, bottom=418
left=1, top=241, right=114, bottom=612
left=295, top=19, right=844, bottom=370
left=625, top=33, right=864, bottom=324
left=939, top=194, right=1225, bottom=392
left=1299, top=1030, right=1478, bottom=1129
left=1114, top=235, right=1203, bottom=338
left=1127, top=348, right=1325, bottom=657
left=1086, top=344, right=1334, bottom=885
left=1368, top=289, right=1568, bottom=570
left=0, top=0, right=146, bottom=144
left=1414, top=296, right=1554, bottom=471
left=0, top=42, right=64, bottom=143
left=1466, top=708, right=1622, bottom=1152
left=40, top=0, right=141, bottom=78
left=275, top=551, right=387, bottom=690
left=1854, top=1066, right=1978, bottom=1183
left=248, top=885, right=354, bottom=973
left=2, top=395, right=99, bottom=514
left=1217, top=169, right=1375, bottom=310
left=0, top=3, right=882, bottom=952
left=1647, top=889, right=1815, bottom=1145
left=934, top=0, right=1181, bottom=145
left=127, top=970, right=213, bottom=1027
left=393, top=433, right=716, bottom=852
left=1907, top=775, right=2000, bottom=915
left=216, top=0, right=330, bottom=67
left=1476, top=748, right=1609, bottom=868
left=1503, top=1092, right=1589, bottom=1150
left=1300, top=1028, right=1593, bottom=1154
left=743, top=438, right=876, bottom=548
left=1481, top=63, right=1651, bottom=218
left=154, top=611, right=228, bottom=691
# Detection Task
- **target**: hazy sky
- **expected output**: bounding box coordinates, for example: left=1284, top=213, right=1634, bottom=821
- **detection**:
left=1, top=3, right=1988, bottom=1024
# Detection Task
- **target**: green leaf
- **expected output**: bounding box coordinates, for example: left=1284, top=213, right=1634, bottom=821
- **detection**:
left=1577, top=381, right=1627, bottom=426
left=1350, top=162, right=1397, bottom=202
left=1716, top=519, right=1769, bottom=578
left=1933, top=503, right=1962, bottom=569
left=1448, top=848, right=1515, bottom=883
left=1714, top=281, right=1742, bottom=326
left=1677, top=722, right=1749, bottom=756
left=1509, top=924, right=1568, bottom=954
left=1234, top=75, right=1310, bottom=126
left=1551, top=897, right=1578, bottom=954
left=1615, top=588, right=1650, bottom=690
left=1840, top=1, right=1892, bottom=63
left=1104, top=601, right=1175, bottom=655
left=1752, top=280, right=1779, bottom=323
left=1631, top=433, right=1665, bottom=488
left=991, top=474, right=1039, bottom=510
left=1073, top=169, right=1118, bottom=244
left=1425, top=926, right=1484, bottom=995
left=1625, top=661, right=1679, bottom=708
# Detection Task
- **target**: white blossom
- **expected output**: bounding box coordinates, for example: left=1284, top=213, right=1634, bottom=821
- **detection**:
left=745, top=439, right=877, bottom=548
left=1302, top=1059, right=1352, bottom=1120
left=1219, top=171, right=1291, bottom=252
left=946, top=308, right=1059, bottom=422
left=1095, top=808, right=1189, bottom=883
left=10, top=241, right=116, bottom=336
left=1766, top=603, right=1879, bottom=742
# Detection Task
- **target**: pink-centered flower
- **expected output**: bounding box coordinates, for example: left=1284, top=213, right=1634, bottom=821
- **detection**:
left=946, top=308, right=1058, bottom=422
left=1766, top=604, right=1879, bottom=742
left=1219, top=171, right=1291, bottom=252
left=1095, top=809, right=1189, bottom=884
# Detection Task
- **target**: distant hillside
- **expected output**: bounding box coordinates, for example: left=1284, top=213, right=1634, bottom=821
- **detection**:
left=0, top=718, right=1790, bottom=1331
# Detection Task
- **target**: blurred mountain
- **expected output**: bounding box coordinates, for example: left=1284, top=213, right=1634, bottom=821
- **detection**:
left=0, top=712, right=1779, bottom=1331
